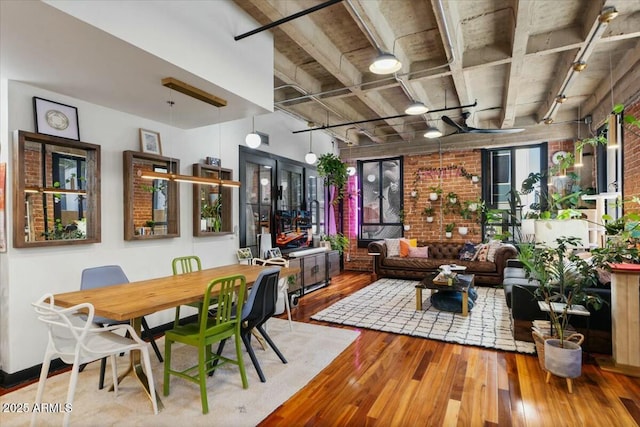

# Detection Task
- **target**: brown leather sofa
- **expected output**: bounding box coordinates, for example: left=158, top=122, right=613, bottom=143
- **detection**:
left=367, top=240, right=517, bottom=286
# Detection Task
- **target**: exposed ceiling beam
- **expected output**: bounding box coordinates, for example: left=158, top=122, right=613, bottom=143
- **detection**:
left=245, top=0, right=408, bottom=143
left=535, top=1, right=613, bottom=124
left=346, top=123, right=577, bottom=159
left=431, top=0, right=475, bottom=125
left=500, top=0, right=534, bottom=128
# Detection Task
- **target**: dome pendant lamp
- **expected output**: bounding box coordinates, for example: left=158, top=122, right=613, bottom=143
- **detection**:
left=245, top=116, right=261, bottom=149
left=305, top=131, right=317, bottom=164
left=424, top=125, right=442, bottom=139
left=405, top=101, right=429, bottom=115
left=369, top=51, right=402, bottom=75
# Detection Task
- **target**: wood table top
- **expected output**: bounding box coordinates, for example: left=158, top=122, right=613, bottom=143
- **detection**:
left=52, top=264, right=299, bottom=321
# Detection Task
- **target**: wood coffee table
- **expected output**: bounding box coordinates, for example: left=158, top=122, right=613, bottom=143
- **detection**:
left=415, top=273, right=475, bottom=316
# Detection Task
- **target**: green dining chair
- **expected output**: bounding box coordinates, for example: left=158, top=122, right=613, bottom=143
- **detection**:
left=163, top=274, right=248, bottom=414
left=172, top=256, right=203, bottom=327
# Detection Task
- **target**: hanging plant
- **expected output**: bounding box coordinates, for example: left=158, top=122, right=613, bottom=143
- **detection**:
left=317, top=153, right=349, bottom=200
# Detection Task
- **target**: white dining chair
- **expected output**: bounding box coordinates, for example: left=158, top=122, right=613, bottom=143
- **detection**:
left=31, top=294, right=158, bottom=427
left=252, top=257, right=293, bottom=331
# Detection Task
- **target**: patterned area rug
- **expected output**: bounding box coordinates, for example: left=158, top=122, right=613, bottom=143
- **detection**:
left=312, top=278, right=535, bottom=354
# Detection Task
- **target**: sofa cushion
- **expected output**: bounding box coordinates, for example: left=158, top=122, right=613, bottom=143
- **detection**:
left=486, top=240, right=503, bottom=262
left=399, top=238, right=417, bottom=257
left=474, top=244, right=489, bottom=261
left=458, top=242, right=477, bottom=261
left=408, top=246, right=429, bottom=258
left=385, top=238, right=401, bottom=257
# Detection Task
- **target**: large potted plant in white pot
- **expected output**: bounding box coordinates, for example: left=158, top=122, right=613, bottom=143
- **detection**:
left=518, top=236, right=603, bottom=391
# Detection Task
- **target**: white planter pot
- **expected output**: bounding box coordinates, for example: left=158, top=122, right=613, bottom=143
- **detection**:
left=449, top=197, right=457, bottom=204
left=445, top=232, right=452, bottom=238
left=471, top=175, right=479, bottom=183
left=458, top=227, right=468, bottom=235
left=426, top=216, right=434, bottom=223
left=469, top=203, right=478, bottom=212
left=403, top=224, right=411, bottom=231
left=429, top=193, right=438, bottom=201
left=544, top=338, right=582, bottom=379
left=411, top=190, right=418, bottom=197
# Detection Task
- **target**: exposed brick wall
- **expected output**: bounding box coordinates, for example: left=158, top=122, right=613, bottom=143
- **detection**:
left=133, top=164, right=154, bottom=228
left=343, top=151, right=484, bottom=271
left=623, top=98, right=640, bottom=213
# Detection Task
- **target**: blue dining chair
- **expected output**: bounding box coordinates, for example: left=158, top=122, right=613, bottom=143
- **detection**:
left=80, top=265, right=163, bottom=389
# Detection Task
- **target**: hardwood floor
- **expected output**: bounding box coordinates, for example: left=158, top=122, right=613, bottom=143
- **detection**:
left=262, top=271, right=640, bottom=427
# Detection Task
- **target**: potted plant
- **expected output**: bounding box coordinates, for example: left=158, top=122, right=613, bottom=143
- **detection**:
left=145, top=220, right=155, bottom=235
left=447, top=192, right=458, bottom=204
left=458, top=226, right=468, bottom=235
left=445, top=222, right=455, bottom=238
left=518, top=236, right=603, bottom=382
left=399, top=209, right=410, bottom=231
left=323, top=233, right=349, bottom=255
left=422, top=206, right=434, bottom=223
left=316, top=153, right=348, bottom=203
left=428, top=186, right=442, bottom=201
left=201, top=194, right=223, bottom=232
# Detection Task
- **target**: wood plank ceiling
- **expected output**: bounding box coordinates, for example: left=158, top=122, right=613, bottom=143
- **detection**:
left=233, top=0, right=640, bottom=157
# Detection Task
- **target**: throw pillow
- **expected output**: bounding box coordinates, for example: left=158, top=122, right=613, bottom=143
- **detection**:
left=486, top=240, right=503, bottom=262
left=408, top=246, right=429, bottom=258
left=385, top=238, right=401, bottom=257
left=458, top=242, right=477, bottom=261
left=473, top=243, right=489, bottom=261
left=399, top=238, right=418, bottom=257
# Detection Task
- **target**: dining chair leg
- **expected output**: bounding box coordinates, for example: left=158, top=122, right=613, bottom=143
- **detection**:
left=163, top=338, right=173, bottom=397
left=198, top=345, right=209, bottom=414
left=283, top=289, right=293, bottom=331
left=98, top=357, right=107, bottom=389
left=31, top=353, right=52, bottom=427
left=209, top=339, right=226, bottom=376
left=241, top=330, right=266, bottom=382
left=257, top=324, right=287, bottom=364
left=63, top=360, right=82, bottom=427
left=141, top=317, right=163, bottom=362
left=110, top=355, right=119, bottom=396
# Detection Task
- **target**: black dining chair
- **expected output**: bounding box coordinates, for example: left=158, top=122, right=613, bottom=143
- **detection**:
left=240, top=266, right=287, bottom=382
left=80, top=265, right=163, bottom=389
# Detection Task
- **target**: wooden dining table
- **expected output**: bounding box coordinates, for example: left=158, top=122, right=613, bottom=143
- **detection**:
left=52, top=263, right=299, bottom=411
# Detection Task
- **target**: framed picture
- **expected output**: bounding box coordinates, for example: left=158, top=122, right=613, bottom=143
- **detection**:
left=139, top=129, right=162, bottom=155
left=33, top=97, right=80, bottom=140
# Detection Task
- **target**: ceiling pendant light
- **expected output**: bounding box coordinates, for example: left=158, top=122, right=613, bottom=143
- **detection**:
left=369, top=51, right=402, bottom=75
left=305, top=131, right=317, bottom=164
left=405, top=101, right=429, bottom=115
left=424, top=125, right=442, bottom=139
left=245, top=116, right=261, bottom=149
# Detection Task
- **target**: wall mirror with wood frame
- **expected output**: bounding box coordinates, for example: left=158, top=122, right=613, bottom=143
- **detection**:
left=13, top=130, right=101, bottom=248
left=193, top=163, right=233, bottom=236
left=123, top=150, right=179, bottom=240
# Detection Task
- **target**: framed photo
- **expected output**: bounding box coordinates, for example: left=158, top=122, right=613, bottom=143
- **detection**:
left=33, top=97, right=80, bottom=140
left=139, top=129, right=162, bottom=155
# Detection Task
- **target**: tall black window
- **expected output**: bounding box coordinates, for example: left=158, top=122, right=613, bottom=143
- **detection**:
left=358, top=157, right=403, bottom=245
left=482, top=144, right=546, bottom=241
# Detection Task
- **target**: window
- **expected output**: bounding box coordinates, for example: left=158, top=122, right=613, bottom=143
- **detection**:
left=482, top=144, right=546, bottom=241
left=358, top=157, right=403, bottom=245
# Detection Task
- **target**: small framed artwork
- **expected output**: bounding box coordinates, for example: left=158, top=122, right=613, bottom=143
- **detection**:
left=139, top=128, right=162, bottom=155
left=33, top=97, right=80, bottom=140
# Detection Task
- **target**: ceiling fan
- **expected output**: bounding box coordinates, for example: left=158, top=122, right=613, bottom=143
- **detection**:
left=441, top=112, right=524, bottom=134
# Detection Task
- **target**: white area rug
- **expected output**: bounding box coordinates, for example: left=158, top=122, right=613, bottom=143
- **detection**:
left=1, top=319, right=359, bottom=426
left=312, top=278, right=535, bottom=354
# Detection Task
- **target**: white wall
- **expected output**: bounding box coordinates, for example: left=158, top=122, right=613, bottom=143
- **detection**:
left=0, top=81, right=333, bottom=374
left=44, top=0, right=274, bottom=112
